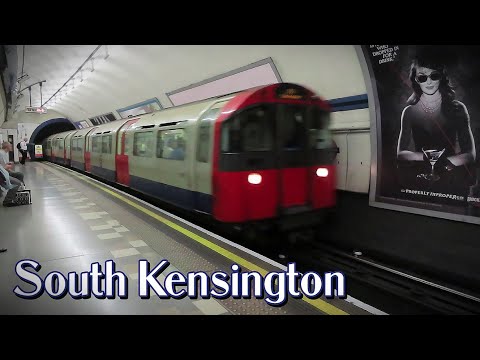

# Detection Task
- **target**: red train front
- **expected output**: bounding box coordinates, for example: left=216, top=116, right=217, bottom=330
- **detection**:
left=212, top=83, right=338, bottom=234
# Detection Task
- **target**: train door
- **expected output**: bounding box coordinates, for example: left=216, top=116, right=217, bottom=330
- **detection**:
left=90, top=134, right=102, bottom=173
left=85, top=128, right=97, bottom=172
left=156, top=127, right=191, bottom=208
left=51, top=138, right=56, bottom=161
left=275, top=104, right=310, bottom=210
left=65, top=132, right=77, bottom=166
left=276, top=103, right=336, bottom=211
left=57, top=137, right=65, bottom=163
left=116, top=119, right=139, bottom=186
left=192, top=101, right=228, bottom=213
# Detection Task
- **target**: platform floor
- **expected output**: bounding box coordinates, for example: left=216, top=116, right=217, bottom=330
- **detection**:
left=0, top=162, right=374, bottom=315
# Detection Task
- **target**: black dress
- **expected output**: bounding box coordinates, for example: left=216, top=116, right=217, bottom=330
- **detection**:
left=396, top=100, right=476, bottom=204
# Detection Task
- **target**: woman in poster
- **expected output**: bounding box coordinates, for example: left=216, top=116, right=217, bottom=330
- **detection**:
left=396, top=48, right=477, bottom=193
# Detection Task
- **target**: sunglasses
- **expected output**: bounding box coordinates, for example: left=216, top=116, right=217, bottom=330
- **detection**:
left=416, top=72, right=442, bottom=83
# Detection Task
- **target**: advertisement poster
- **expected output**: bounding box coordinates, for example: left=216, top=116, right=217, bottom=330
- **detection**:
left=359, top=45, right=480, bottom=223
left=117, top=98, right=162, bottom=119
left=35, top=145, right=43, bottom=158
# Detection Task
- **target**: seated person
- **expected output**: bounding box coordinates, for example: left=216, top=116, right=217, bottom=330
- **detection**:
left=170, top=138, right=185, bottom=160
left=0, top=165, right=22, bottom=207
left=0, top=141, right=25, bottom=185
left=162, top=138, right=175, bottom=159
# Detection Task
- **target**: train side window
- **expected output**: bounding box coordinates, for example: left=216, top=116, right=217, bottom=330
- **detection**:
left=157, top=129, right=186, bottom=161
left=102, top=135, right=112, bottom=154
left=123, top=120, right=139, bottom=155
left=197, top=108, right=220, bottom=163
left=92, top=136, right=101, bottom=153
left=309, top=107, right=332, bottom=149
left=78, top=138, right=84, bottom=152
left=58, top=140, right=64, bottom=150
left=197, top=126, right=210, bottom=162
left=125, top=135, right=131, bottom=154
left=72, top=139, right=77, bottom=152
left=133, top=132, right=154, bottom=157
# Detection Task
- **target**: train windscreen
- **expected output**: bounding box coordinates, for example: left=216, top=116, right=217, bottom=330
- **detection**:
left=219, top=104, right=333, bottom=171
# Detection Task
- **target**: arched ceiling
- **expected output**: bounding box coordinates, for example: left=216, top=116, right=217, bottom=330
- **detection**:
left=14, top=45, right=98, bottom=112
left=7, top=45, right=367, bottom=126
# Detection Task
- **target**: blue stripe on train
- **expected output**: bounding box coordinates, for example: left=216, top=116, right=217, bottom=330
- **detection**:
left=52, top=156, right=64, bottom=164
left=71, top=160, right=85, bottom=171
left=91, top=165, right=116, bottom=183
left=130, top=175, right=212, bottom=214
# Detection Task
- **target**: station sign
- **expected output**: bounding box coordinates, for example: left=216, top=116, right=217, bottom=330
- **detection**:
left=25, top=106, right=48, bottom=114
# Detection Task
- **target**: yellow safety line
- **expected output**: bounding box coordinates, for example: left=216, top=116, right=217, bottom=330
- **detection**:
left=50, top=164, right=348, bottom=315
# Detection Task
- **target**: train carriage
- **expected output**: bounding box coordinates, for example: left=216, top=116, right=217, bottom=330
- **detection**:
left=64, top=130, right=78, bottom=167
left=124, top=83, right=337, bottom=233
left=43, top=137, right=52, bottom=161
left=43, top=83, right=338, bottom=239
left=87, top=120, right=129, bottom=182
left=124, top=98, right=230, bottom=212
left=70, top=127, right=98, bottom=172
left=49, top=131, right=72, bottom=165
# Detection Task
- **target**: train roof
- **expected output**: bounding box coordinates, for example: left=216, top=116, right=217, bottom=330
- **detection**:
left=44, top=83, right=329, bottom=141
left=71, top=126, right=98, bottom=137
left=129, top=95, right=234, bottom=131
left=48, top=130, right=75, bottom=140
left=89, top=118, right=130, bottom=135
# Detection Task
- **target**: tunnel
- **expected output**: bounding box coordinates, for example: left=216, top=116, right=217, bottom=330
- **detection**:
left=27, top=118, right=76, bottom=160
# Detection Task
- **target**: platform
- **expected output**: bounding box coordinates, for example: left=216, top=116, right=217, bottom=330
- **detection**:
left=0, top=162, right=377, bottom=315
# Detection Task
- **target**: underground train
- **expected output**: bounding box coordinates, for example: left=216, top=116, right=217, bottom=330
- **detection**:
left=43, top=83, right=338, bottom=239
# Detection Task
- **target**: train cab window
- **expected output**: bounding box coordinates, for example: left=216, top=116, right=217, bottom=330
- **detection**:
left=157, top=129, right=186, bottom=161
left=102, top=135, right=112, bottom=154
left=92, top=136, right=101, bottom=153
left=281, top=105, right=307, bottom=151
left=309, top=107, right=332, bottom=149
left=134, top=132, right=154, bottom=157
left=221, top=105, right=273, bottom=153
left=197, top=108, right=220, bottom=163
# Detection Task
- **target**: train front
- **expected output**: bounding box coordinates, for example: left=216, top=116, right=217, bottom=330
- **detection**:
left=212, top=83, right=338, bottom=237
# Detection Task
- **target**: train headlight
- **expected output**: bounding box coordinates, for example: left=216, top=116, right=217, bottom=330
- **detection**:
left=248, top=173, right=262, bottom=185
left=316, top=168, right=329, bottom=177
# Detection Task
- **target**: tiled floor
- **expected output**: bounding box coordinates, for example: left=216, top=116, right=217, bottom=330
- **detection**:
left=0, top=162, right=372, bottom=315
left=0, top=162, right=231, bottom=315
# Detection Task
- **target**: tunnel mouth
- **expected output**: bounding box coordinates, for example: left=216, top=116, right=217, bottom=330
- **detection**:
left=29, top=118, right=76, bottom=145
